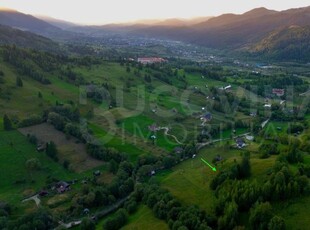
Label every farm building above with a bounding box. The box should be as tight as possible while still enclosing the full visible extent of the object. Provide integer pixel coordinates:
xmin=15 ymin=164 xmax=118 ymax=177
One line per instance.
xmin=56 ymin=181 xmax=71 ymax=193
xmin=174 ymin=147 xmax=184 ymax=154
xmin=219 ymin=85 xmax=232 ymax=90
xmin=39 ymin=190 xmax=48 ymax=197
xmin=272 ymin=88 xmax=285 ymax=96
xmin=236 ymin=138 xmax=246 ymax=148
xmin=137 ymin=57 xmax=166 ymax=64
xmin=264 ymin=104 xmax=272 ymax=108
xmin=214 ymin=155 xmax=223 ymax=162
xmin=201 ymin=113 xmax=212 ymax=122
xmin=148 ymin=124 xmax=158 ymax=132
xmin=93 ymin=170 xmax=101 ymax=176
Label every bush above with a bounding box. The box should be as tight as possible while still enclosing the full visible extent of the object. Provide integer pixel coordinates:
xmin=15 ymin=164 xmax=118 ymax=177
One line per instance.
xmin=27 ymin=134 xmax=38 ymax=145
xmin=19 ymin=115 xmax=42 ymax=128
xmin=104 ymin=209 xmax=128 ymax=230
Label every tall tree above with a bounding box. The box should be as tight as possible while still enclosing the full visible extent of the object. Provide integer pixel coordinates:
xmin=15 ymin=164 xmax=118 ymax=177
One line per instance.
xmin=249 ymin=202 xmax=273 ymax=230
xmin=238 ymin=154 xmax=251 ymax=178
xmin=268 ymin=216 xmax=286 ymax=230
xmin=16 ymin=76 xmax=23 ymax=87
xmin=3 ymin=114 xmax=12 ymax=131
xmin=46 ymin=141 xmax=58 ymax=161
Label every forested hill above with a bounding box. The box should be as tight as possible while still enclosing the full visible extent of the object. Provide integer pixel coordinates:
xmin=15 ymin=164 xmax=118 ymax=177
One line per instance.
xmin=250 ymin=26 xmax=310 ymax=62
xmin=0 ymin=24 xmax=60 ymax=52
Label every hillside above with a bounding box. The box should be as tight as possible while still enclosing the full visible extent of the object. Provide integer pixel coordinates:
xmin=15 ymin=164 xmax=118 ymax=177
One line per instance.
xmin=2 ymin=7 xmax=310 ymax=61
xmin=129 ymin=6 xmax=310 ymax=49
xmin=0 ymin=44 xmax=309 ymax=229
xmin=0 ymin=9 xmax=78 ymax=40
xmin=0 ymin=9 xmax=61 ymax=34
xmin=36 ymin=15 xmax=78 ymax=30
xmin=251 ymin=26 xmax=310 ymax=61
xmin=0 ymin=24 xmax=60 ymax=52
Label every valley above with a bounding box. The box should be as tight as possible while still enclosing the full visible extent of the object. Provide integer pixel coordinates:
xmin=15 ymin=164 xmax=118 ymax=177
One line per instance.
xmin=0 ymin=3 xmax=309 ymax=230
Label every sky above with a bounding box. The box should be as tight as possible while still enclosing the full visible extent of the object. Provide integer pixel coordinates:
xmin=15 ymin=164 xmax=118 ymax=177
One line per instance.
xmin=0 ymin=0 xmax=309 ymax=25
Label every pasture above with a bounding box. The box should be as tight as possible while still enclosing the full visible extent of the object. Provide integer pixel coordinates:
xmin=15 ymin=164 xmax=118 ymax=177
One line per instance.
xmin=0 ymin=130 xmax=76 ymax=206
xmin=89 ymin=123 xmax=146 ymax=162
xmin=19 ymin=123 xmax=104 ymax=172
xmin=121 ymin=205 xmax=169 ymax=230
xmin=120 ymin=114 xmax=179 ymax=151
xmin=156 ymin=145 xmax=277 ymax=212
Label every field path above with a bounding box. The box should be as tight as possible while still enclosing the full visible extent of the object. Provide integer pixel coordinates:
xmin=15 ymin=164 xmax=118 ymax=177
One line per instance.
xmin=158 ymin=127 xmax=183 ymax=145
xmin=261 ymin=119 xmax=270 ymax=128
xmin=22 ymin=194 xmax=41 ymax=207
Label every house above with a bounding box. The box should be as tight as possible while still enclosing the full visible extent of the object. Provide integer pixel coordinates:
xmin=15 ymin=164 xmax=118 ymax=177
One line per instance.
xmin=83 ymin=208 xmax=90 ymax=215
xmin=39 ymin=190 xmax=49 ymax=197
xmin=174 ymin=147 xmax=184 ymax=154
xmin=56 ymin=181 xmax=71 ymax=193
xmin=264 ymin=104 xmax=272 ymax=108
xmin=215 ymin=155 xmax=223 ymax=162
xmin=236 ymin=138 xmax=246 ymax=148
xmin=201 ymin=113 xmax=212 ymax=122
xmin=148 ymin=124 xmax=158 ymax=132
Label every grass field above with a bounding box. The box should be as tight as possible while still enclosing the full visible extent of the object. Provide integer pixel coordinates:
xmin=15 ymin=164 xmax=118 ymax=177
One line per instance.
xmin=89 ymin=123 xmax=146 ymax=162
xmin=264 ymin=121 xmax=289 ymax=136
xmin=0 ymin=130 xmax=76 ymax=206
xmin=156 ymin=146 xmax=242 ymax=212
xmin=19 ymin=123 xmax=103 ymax=172
xmin=95 ymin=205 xmax=168 ymax=230
xmin=155 ymin=141 xmax=309 ymax=229
xmin=121 ymin=205 xmax=169 ymax=230
xmin=120 ymin=114 xmax=179 ymax=151
xmin=273 ymin=196 xmax=310 ymax=230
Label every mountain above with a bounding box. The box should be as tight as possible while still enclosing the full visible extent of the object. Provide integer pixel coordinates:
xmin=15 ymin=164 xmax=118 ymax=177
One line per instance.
xmin=0 ymin=9 xmax=62 ymax=34
xmin=126 ymin=6 xmax=310 ymax=49
xmin=36 ymin=15 xmax=78 ymax=29
xmin=189 ymin=6 xmax=310 ymax=48
xmin=0 ymin=24 xmax=60 ymax=52
xmin=0 ymin=9 xmax=79 ymax=40
xmin=153 ymin=17 xmax=212 ymax=27
xmin=251 ymin=25 xmax=310 ymax=61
